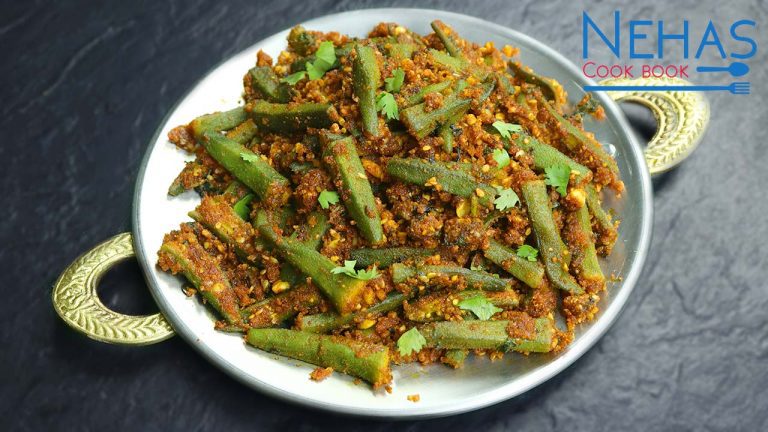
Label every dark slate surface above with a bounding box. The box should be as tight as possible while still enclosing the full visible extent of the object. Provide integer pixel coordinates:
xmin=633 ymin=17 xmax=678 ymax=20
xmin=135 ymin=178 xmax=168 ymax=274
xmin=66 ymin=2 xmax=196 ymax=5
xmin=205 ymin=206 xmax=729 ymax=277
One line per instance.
xmin=2 ymin=1 xmax=767 ymax=430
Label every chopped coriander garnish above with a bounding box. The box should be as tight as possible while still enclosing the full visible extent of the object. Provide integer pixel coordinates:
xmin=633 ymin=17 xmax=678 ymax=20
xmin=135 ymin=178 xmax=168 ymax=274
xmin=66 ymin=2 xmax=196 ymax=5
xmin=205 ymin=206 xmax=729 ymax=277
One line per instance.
xmin=306 ymin=41 xmax=336 ymax=80
xmin=318 ymin=189 xmax=339 ymax=209
xmin=281 ymin=71 xmax=306 ymax=85
xmin=330 ymin=260 xmax=379 ymax=280
xmin=492 ymin=148 xmax=510 ymax=169
xmin=376 ymin=92 xmax=399 ymax=120
xmin=516 ymin=245 xmax=539 ymax=262
xmin=458 ymin=295 xmax=502 ymax=321
xmin=384 ymin=68 xmax=405 ymax=93
xmin=492 ymin=121 xmax=523 ymax=139
xmin=397 ymin=327 xmax=426 ymax=356
xmin=545 ymin=164 xmax=571 ymax=196
xmin=494 ymin=186 xmax=519 ymax=211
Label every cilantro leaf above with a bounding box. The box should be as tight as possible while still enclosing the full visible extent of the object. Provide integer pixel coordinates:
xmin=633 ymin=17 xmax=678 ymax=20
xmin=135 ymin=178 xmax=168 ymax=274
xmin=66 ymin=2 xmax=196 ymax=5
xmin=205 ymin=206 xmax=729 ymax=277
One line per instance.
xmin=306 ymin=61 xmax=326 ymax=80
xmin=545 ymin=164 xmax=571 ymax=196
xmin=492 ymin=121 xmax=523 ymax=139
xmin=384 ymin=68 xmax=405 ymax=93
xmin=314 ymin=41 xmax=336 ymax=66
xmin=516 ymin=245 xmax=539 ymax=262
xmin=318 ymin=189 xmax=339 ymax=209
xmin=281 ymin=71 xmax=306 ymax=85
xmin=458 ymin=295 xmax=503 ymax=321
xmin=397 ymin=327 xmax=426 ymax=356
xmin=232 ymin=194 xmax=254 ymax=220
xmin=376 ymin=92 xmax=399 ymax=120
xmin=240 ymin=152 xmax=262 ymax=163
xmin=492 ymin=148 xmax=510 ymax=169
xmin=494 ymin=186 xmax=519 ymax=211
xmin=330 ymin=260 xmax=379 ymax=280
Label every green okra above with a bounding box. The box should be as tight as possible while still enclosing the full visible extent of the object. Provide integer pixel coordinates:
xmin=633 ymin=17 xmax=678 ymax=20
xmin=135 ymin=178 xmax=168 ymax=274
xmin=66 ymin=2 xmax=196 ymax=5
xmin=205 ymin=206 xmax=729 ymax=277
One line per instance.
xmin=385 ymin=42 xmax=417 ymax=60
xmin=287 ymin=25 xmax=315 ymax=56
xmin=484 ymin=240 xmax=546 ymax=290
xmin=279 ymin=212 xmax=329 ymax=287
xmin=321 ymin=134 xmax=383 ymax=243
xmin=159 ymin=237 xmax=242 ymax=325
xmin=511 ymin=134 xmax=591 ymax=184
xmin=439 ymin=105 xmax=468 ymax=153
xmin=201 ymin=131 xmax=290 ymax=207
xmin=188 ymin=195 xmax=259 ymax=263
xmin=246 ymin=329 xmax=392 ymax=386
xmin=521 ymin=180 xmax=584 ymax=294
xmin=241 ymin=284 xmax=323 ymax=328
xmin=401 ymin=81 xmax=493 ymax=139
xmin=585 ymin=184 xmax=618 ymax=253
xmin=568 ymin=205 xmax=604 ymax=284
xmin=441 ymin=349 xmax=468 ymax=368
xmin=352 ymin=44 xmax=382 ymax=137
xmin=542 ymin=100 xmax=620 ymax=179
xmin=431 ymin=20 xmax=463 ymax=58
xmin=248 ymin=66 xmax=293 ymax=103
xmin=386 ymin=157 xmax=496 ymax=205
xmin=391 ymin=263 xmax=514 ymax=291
xmin=403 ymin=289 xmax=519 ymax=322
xmin=225 ymin=119 xmax=259 ymax=145
xmin=508 ymin=61 xmax=561 ymax=104
xmin=404 ymin=80 xmax=452 ymax=106
xmin=247 ymin=100 xmax=333 ymax=132
xmin=420 ymin=317 xmax=554 ymax=353
xmin=189 ymin=107 xmax=248 ymax=139
xmin=297 ymin=292 xmax=407 ymax=334
xmin=428 ymin=49 xmax=469 ymax=73
xmin=256 ymin=215 xmax=371 ymax=314
xmin=349 ymin=247 xmax=436 ymax=268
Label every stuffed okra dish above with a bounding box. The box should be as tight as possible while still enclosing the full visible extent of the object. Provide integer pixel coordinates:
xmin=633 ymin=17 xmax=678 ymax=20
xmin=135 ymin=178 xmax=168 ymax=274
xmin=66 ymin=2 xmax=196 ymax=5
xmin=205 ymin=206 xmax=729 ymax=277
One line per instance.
xmin=157 ymin=21 xmax=623 ymax=390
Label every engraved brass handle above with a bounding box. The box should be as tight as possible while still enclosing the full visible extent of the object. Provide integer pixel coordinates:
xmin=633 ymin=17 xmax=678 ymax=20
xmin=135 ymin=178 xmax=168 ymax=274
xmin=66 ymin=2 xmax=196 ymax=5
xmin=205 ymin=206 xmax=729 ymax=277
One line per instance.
xmin=600 ymin=77 xmax=710 ymax=175
xmin=52 ymin=232 xmax=174 ymax=345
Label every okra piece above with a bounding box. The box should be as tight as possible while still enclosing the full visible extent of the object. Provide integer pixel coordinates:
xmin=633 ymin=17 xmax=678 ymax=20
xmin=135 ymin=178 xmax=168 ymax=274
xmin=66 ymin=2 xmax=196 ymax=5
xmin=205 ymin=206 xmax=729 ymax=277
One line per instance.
xmin=246 ymin=329 xmax=392 ymax=387
xmin=297 ymin=292 xmax=406 ymax=334
xmin=386 ymin=158 xmax=496 ymax=205
xmin=386 ymin=42 xmax=417 ymax=60
xmin=404 ymin=289 xmax=519 ymax=322
xmin=401 ymin=81 xmax=493 ymax=139
xmin=484 ymin=240 xmax=546 ymax=290
xmin=511 ymin=134 xmax=591 ymax=183
xmin=287 ymin=25 xmax=315 ymax=56
xmin=225 ymin=119 xmax=259 ymax=145
xmin=321 ymin=134 xmax=383 ymax=243
xmin=441 ymin=349 xmax=468 ymax=368
xmin=521 ymin=180 xmax=584 ymax=294
xmin=349 ymin=247 xmax=435 ymax=268
xmin=391 ymin=263 xmax=514 ymax=291
xmin=248 ymin=66 xmax=293 ymax=103
xmin=256 ymin=216 xmax=371 ymax=314
xmin=404 ymin=80 xmax=452 ymax=106
xmin=428 ymin=49 xmax=469 ymax=73
xmin=188 ymin=195 xmax=258 ymax=262
xmin=567 ymin=205 xmax=605 ymax=284
xmin=585 ymin=184 xmax=618 ymax=253
xmin=247 ymin=100 xmax=333 ymax=133
xmin=420 ymin=316 xmax=554 ymax=353
xmin=242 ymin=284 xmax=323 ymax=328
xmin=201 ymin=131 xmax=290 ymax=207
xmin=508 ymin=61 xmax=563 ymax=105
xmin=279 ymin=212 xmax=329 ymax=287
xmin=439 ymin=105 xmax=468 ymax=153
xmin=189 ymin=107 xmax=248 ymax=138
xmin=542 ymin=101 xmax=620 ymax=181
xmin=158 ymin=235 xmax=242 ymax=325
xmin=352 ymin=44 xmax=382 ymax=137
xmin=431 ymin=20 xmax=463 ymax=58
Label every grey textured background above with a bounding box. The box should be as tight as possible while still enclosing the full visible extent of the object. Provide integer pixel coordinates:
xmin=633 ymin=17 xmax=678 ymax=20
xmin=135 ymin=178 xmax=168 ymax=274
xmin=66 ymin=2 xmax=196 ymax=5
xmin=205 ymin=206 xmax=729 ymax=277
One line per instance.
xmin=2 ymin=1 xmax=767 ymax=430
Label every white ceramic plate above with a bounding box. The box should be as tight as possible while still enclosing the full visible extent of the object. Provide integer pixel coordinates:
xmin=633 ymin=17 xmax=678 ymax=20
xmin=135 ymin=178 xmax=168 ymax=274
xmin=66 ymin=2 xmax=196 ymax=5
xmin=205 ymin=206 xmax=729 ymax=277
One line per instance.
xmin=132 ymin=8 xmax=652 ymax=418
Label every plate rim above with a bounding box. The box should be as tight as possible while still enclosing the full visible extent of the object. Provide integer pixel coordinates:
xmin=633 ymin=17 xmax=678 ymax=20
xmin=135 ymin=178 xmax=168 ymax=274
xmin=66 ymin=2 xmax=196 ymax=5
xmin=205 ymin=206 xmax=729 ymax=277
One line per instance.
xmin=131 ymin=7 xmax=653 ymax=419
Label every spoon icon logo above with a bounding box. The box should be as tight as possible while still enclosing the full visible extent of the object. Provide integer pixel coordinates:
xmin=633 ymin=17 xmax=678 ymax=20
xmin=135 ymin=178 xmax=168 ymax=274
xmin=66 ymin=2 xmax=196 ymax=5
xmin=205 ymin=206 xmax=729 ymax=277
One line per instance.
xmin=696 ymin=62 xmax=750 ymax=77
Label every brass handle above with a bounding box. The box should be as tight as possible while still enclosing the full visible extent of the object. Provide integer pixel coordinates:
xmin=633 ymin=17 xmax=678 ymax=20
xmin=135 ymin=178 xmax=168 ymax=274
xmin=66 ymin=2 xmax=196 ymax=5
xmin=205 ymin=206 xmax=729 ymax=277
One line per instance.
xmin=600 ymin=77 xmax=710 ymax=175
xmin=52 ymin=232 xmax=174 ymax=345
